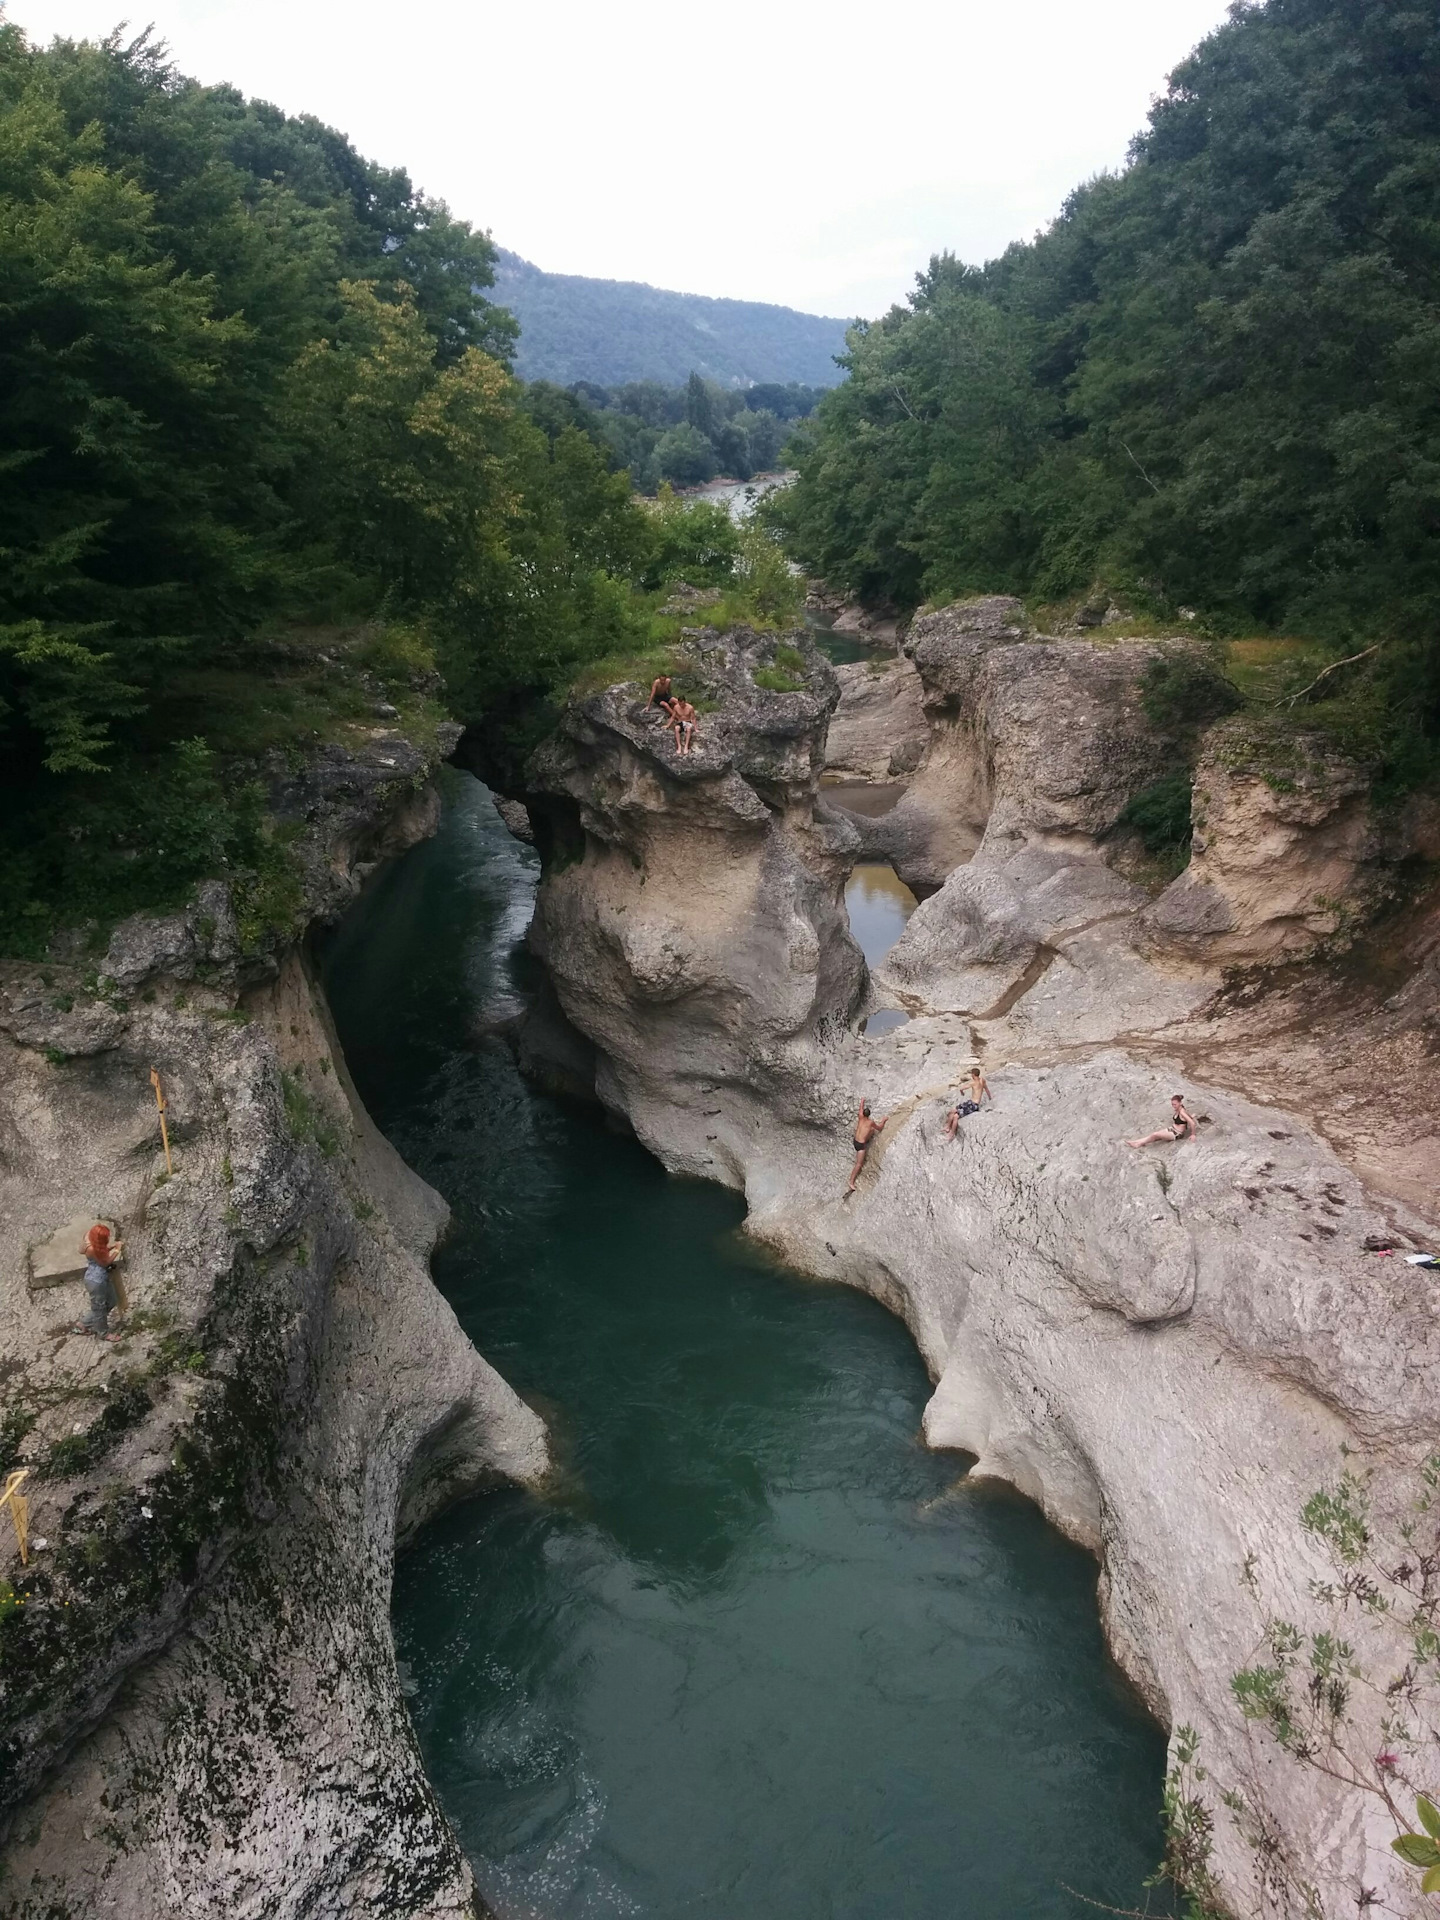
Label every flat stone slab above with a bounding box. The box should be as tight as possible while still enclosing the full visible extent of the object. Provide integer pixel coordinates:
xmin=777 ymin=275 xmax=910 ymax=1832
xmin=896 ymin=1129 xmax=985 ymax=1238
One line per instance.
xmin=29 ymin=1216 xmax=116 ymax=1290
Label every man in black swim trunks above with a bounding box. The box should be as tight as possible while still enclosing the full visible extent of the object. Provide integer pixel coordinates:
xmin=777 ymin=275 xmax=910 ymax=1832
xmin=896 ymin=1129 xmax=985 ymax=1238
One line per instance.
xmin=845 ymin=1100 xmax=887 ymax=1196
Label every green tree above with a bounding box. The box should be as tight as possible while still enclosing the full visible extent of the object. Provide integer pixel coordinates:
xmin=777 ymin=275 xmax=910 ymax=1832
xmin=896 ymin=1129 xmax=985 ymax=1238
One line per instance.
xmin=656 ymin=422 xmax=718 ymax=487
xmin=775 ymin=0 xmax=1440 ymax=779
xmin=0 ymin=21 xmax=661 ymax=951
xmin=685 ymin=369 xmax=718 ymax=439
xmin=731 ymin=408 xmax=784 ymax=473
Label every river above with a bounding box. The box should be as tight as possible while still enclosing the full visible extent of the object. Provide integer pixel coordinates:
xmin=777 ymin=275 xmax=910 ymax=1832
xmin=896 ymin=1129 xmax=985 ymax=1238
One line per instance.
xmin=320 ymin=771 xmax=1169 ymax=1920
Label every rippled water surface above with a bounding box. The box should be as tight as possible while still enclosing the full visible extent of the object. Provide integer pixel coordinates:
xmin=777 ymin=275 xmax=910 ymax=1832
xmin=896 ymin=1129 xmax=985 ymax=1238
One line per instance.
xmin=321 ymin=772 xmax=1168 ymax=1920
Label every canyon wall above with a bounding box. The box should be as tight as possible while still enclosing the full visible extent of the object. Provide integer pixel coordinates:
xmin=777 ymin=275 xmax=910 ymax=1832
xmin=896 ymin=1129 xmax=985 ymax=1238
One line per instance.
xmin=0 ymin=730 xmax=546 ymax=1918
xmin=523 ymin=607 xmax=1440 ymax=1919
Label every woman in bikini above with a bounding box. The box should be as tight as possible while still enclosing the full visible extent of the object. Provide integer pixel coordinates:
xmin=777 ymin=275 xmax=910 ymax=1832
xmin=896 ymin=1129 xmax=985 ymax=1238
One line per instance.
xmin=845 ymin=1100 xmax=887 ymax=1196
xmin=1127 ymin=1093 xmax=1198 ymax=1149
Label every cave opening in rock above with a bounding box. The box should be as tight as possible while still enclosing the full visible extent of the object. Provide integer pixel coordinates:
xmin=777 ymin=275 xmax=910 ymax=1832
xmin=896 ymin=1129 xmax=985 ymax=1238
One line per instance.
xmin=843 ymin=862 xmax=916 ymax=1035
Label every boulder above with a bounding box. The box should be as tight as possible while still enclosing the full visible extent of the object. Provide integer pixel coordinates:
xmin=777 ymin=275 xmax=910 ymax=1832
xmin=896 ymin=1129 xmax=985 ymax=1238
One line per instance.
xmin=27 ymin=1216 xmax=115 ymax=1291
xmin=492 ymin=795 xmax=535 ymax=844
xmin=1146 ymin=719 xmax=1380 ymax=961
xmin=822 ymin=655 xmax=927 ymax=783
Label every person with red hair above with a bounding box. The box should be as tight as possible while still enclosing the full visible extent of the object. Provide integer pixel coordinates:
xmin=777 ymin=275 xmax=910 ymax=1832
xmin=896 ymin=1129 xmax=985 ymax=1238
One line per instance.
xmin=71 ymin=1223 xmax=124 ymax=1341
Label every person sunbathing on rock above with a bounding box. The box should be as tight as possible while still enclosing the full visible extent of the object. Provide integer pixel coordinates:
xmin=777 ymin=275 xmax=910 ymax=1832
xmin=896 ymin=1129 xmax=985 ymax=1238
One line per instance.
xmin=647 ymin=673 xmax=674 ymax=717
xmin=670 ymin=696 xmax=699 ymax=756
xmin=845 ymin=1100 xmax=887 ymax=1196
xmin=1127 ymin=1093 xmax=1198 ymax=1149
xmin=943 ymin=1066 xmax=992 ymax=1139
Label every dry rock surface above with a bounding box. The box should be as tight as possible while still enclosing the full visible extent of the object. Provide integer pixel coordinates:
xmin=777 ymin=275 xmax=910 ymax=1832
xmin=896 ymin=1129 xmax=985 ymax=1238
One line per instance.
xmin=822 ymin=655 xmax=927 ymax=782
xmin=522 ymin=600 xmax=1440 ymax=1919
xmin=0 ymin=732 xmax=546 ymax=1919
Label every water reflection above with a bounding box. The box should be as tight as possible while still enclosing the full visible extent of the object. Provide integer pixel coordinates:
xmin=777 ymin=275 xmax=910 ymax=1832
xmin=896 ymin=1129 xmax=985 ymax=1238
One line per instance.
xmin=844 ymin=862 xmax=917 ymax=969
xmin=861 ymin=1007 xmax=911 ymax=1037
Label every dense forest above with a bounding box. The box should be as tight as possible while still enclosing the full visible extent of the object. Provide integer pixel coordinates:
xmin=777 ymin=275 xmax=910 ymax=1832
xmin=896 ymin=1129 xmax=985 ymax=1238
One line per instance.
xmin=494 ymin=249 xmax=848 ymax=389
xmin=772 ymin=0 xmax=1440 ymax=792
xmin=529 ymin=374 xmax=823 ymax=492
xmin=0 ymin=25 xmax=796 ymax=955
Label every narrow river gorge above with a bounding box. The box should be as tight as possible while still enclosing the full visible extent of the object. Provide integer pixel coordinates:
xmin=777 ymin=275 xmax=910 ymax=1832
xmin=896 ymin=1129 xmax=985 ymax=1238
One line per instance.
xmin=321 ymin=773 xmax=1168 ymax=1920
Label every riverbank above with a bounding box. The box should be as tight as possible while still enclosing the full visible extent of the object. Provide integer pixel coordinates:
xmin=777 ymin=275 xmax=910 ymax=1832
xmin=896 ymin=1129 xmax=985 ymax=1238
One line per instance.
xmin=0 ymin=731 xmax=546 ymax=1919
xmin=513 ymin=600 xmax=1440 ymax=1918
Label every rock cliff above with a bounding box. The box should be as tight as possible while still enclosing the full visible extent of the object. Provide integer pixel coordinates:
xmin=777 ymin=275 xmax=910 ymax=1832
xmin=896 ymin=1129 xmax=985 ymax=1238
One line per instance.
xmin=522 ymin=604 xmax=1440 ymax=1918
xmin=0 ymin=728 xmax=547 ymax=1918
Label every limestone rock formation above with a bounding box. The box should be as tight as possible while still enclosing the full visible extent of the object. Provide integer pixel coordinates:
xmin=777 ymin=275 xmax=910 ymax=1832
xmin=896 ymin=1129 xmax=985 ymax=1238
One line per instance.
xmin=0 ymin=734 xmax=546 ymax=1918
xmin=862 ymin=597 xmax=1194 ymax=889
xmin=1147 ymin=718 xmax=1382 ymax=961
xmin=822 ymin=654 xmax=927 ymax=782
xmin=864 ymin=601 xmax=1218 ymax=1043
xmin=519 ymin=604 xmax=1440 ymax=1919
xmin=524 ymin=624 xmax=866 ymax=1168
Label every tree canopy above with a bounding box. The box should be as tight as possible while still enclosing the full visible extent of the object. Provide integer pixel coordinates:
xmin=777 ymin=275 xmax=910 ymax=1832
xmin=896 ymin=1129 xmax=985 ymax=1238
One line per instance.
xmin=771 ymin=0 xmax=1440 ymax=777
xmin=0 ymin=25 xmax=805 ymax=952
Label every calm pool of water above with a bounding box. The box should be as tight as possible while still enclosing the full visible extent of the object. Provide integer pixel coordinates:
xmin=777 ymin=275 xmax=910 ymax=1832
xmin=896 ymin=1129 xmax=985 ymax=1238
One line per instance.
xmin=321 ymin=772 xmax=1168 ymax=1920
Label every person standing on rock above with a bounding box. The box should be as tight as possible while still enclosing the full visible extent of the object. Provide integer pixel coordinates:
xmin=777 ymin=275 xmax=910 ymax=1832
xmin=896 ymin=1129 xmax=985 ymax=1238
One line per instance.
xmin=71 ymin=1222 xmax=124 ymax=1341
xmin=1127 ymin=1093 xmax=1198 ymax=1150
xmin=845 ymin=1101 xmax=887 ymax=1196
xmin=942 ymin=1066 xmax=992 ymax=1139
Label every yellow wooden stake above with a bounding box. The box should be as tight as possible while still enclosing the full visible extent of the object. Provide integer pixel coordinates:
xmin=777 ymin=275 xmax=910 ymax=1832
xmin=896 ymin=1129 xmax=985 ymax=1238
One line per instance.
xmin=150 ymin=1066 xmax=173 ymax=1175
xmin=2 ymin=1469 xmax=30 ymax=1567
xmin=109 ymin=1247 xmax=129 ymax=1316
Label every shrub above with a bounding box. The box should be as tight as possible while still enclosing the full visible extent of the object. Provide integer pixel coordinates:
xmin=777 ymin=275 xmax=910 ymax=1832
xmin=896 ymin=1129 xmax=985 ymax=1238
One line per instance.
xmin=1119 ymin=773 xmax=1194 ymax=855
xmin=640 ymin=487 xmax=740 ymax=589
xmin=754 ymin=667 xmax=804 ymax=694
xmin=655 ymin=424 xmax=718 ymax=487
xmin=735 ymin=521 xmax=804 ymax=625
xmin=1141 ymin=653 xmax=1243 ymax=740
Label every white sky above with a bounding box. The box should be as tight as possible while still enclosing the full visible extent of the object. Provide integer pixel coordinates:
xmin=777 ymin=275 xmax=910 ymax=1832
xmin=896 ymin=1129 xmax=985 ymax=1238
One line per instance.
xmin=7 ymin=0 xmax=1236 ymax=318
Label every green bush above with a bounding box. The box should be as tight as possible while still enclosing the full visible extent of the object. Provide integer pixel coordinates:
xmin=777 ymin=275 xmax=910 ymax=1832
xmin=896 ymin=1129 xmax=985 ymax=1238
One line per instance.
xmin=1118 ymin=773 xmax=1194 ymax=854
xmin=654 ymin=424 xmax=718 ymax=487
xmin=0 ymin=740 xmax=301 ymax=960
xmin=39 ymin=1377 xmax=153 ymax=1481
xmin=640 ymin=487 xmax=741 ymax=589
xmin=736 ymin=522 xmax=804 ymax=626
xmin=1140 ymin=654 xmax=1243 ymax=740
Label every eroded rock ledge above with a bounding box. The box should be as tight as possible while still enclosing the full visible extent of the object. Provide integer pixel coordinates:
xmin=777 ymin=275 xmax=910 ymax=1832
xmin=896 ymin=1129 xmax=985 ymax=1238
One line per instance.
xmin=0 ymin=729 xmax=547 ymax=1918
xmin=522 ymin=605 xmax=1440 ymax=1918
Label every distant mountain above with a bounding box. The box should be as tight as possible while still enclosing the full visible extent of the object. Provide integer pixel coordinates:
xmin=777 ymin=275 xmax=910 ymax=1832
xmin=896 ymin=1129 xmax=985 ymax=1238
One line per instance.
xmin=493 ymin=250 xmax=850 ymax=389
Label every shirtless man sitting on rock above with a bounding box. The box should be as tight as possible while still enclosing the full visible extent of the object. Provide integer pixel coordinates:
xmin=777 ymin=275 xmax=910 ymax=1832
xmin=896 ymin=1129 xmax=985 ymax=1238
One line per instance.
xmin=845 ymin=1100 xmax=887 ymax=1197
xmin=647 ymin=672 xmax=674 ymax=717
xmin=943 ymin=1066 xmax=992 ymax=1139
xmin=1127 ymin=1093 xmax=1198 ymax=1149
xmin=669 ymin=696 xmax=699 ymax=756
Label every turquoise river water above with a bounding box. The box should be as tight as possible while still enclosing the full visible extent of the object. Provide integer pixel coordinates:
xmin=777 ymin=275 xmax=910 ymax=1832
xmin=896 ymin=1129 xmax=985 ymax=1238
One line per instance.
xmin=321 ymin=771 xmax=1169 ymax=1920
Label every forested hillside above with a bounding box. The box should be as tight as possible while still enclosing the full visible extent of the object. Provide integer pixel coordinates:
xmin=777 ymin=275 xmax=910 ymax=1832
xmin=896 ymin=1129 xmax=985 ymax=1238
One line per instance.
xmin=772 ymin=0 xmax=1440 ymax=791
xmin=495 ymin=249 xmax=848 ymax=389
xmin=0 ymin=25 xmax=797 ymax=955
